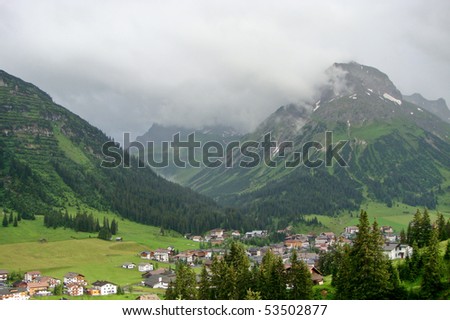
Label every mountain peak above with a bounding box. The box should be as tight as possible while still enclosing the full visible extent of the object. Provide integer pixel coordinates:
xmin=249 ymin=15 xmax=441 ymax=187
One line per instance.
xmin=403 ymin=93 xmax=450 ymax=123
xmin=321 ymin=62 xmax=402 ymax=102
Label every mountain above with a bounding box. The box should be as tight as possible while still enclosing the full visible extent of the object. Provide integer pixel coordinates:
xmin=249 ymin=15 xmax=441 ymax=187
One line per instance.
xmin=0 ymin=70 xmax=243 ymax=234
xmin=403 ymin=93 xmax=450 ymax=123
xmin=179 ymin=62 xmax=450 ymax=227
xmin=133 ymin=123 xmax=242 ymax=183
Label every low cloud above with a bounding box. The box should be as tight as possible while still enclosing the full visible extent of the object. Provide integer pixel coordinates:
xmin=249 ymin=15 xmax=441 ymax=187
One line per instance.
xmin=0 ymin=0 xmax=449 ymax=141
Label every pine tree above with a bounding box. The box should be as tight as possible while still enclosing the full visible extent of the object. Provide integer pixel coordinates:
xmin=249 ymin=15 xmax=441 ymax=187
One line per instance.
xmin=436 ymin=213 xmax=447 ymax=241
xmin=13 ymin=216 xmax=18 ymax=227
xmin=224 ymin=242 xmax=251 ymax=299
xmin=197 ymin=265 xmax=211 ymax=300
xmin=2 ymin=214 xmax=8 ymax=227
xmin=421 ymin=228 xmax=443 ymax=299
xmin=165 ymin=262 xmax=197 ymax=300
xmin=336 ymin=211 xmax=391 ymax=299
xmin=8 ymin=212 xmax=13 ymax=224
xmin=258 ymin=250 xmax=287 ymax=299
xmin=288 ymin=250 xmax=313 ymax=299
xmin=444 ymin=241 xmax=450 ymax=261
xmin=244 ymin=288 xmax=261 ymax=300
xmin=110 ymin=219 xmax=118 ymax=235
xmin=420 ymin=209 xmax=432 ymax=247
xmin=53 ymin=283 xmax=63 ymax=296
xmin=400 ymin=229 xmax=407 ymax=244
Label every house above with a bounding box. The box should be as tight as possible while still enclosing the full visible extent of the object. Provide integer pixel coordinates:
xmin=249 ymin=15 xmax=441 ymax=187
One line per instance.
xmin=231 ymin=230 xmax=241 ymax=238
xmin=210 ymin=228 xmax=225 ymax=238
xmin=174 ymin=252 xmax=194 ymax=263
xmin=122 ymin=262 xmax=136 ymax=269
xmin=138 ymin=263 xmax=154 ymax=272
xmin=0 ymin=287 xmax=29 ymax=300
xmin=35 ymin=276 xmax=61 ymax=289
xmin=383 ymin=243 xmax=413 ymax=260
xmin=310 ymin=267 xmax=324 ymax=285
xmin=247 ymin=247 xmax=261 ymax=257
xmin=91 ymin=281 xmax=117 ymax=295
xmin=270 ymin=244 xmax=285 ymax=256
xmin=321 ymin=232 xmax=336 ymax=240
xmin=345 ymin=226 xmax=359 ymax=234
xmin=284 ymin=239 xmax=303 ymax=249
xmin=66 ymin=283 xmax=84 ymax=296
xmin=153 ymin=249 xmax=170 ymax=262
xmin=115 ymin=237 xmax=123 ymax=241
xmin=192 ymin=236 xmax=203 ymax=242
xmin=283 ymin=265 xmax=323 ymax=285
xmin=140 ymin=251 xmax=153 ymax=260
xmin=24 ymin=271 xmax=41 ymax=282
xmin=0 ymin=270 xmax=8 ymax=282
xmin=142 ymin=274 xmax=176 ymax=289
xmin=63 ymin=272 xmax=87 ymax=286
xmin=245 ymin=230 xmax=268 ymax=239
xmin=27 ymin=281 xmax=51 ymax=296
xmin=381 ymin=226 xmax=394 ymax=234
xmin=384 ymin=234 xmax=397 ymax=243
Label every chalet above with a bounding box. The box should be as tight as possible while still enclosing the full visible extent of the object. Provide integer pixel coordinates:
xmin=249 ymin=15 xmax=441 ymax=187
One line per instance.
xmin=286 ymin=234 xmax=309 ymax=242
xmin=310 ymin=267 xmax=324 ymax=285
xmin=153 ymin=249 xmax=170 ymax=262
xmin=35 ymin=276 xmax=61 ymax=289
xmin=247 ymin=247 xmax=262 ymax=257
xmin=140 ymin=251 xmax=153 ymax=260
xmin=91 ymin=281 xmax=117 ymax=295
xmin=0 ymin=270 xmax=8 ymax=282
xmin=283 ymin=265 xmax=323 ymax=285
xmin=63 ymin=272 xmax=87 ymax=286
xmin=321 ymin=232 xmax=336 ymax=240
xmin=245 ymin=230 xmax=268 ymax=239
xmin=66 ymin=283 xmax=84 ymax=296
xmin=24 ymin=271 xmax=41 ymax=282
xmin=0 ymin=287 xmax=29 ymax=300
xmin=138 ymin=263 xmax=154 ymax=272
xmin=27 ymin=281 xmax=51 ymax=296
xmin=381 ymin=226 xmax=394 ymax=234
xmin=384 ymin=234 xmax=398 ymax=243
xmin=192 ymin=236 xmax=203 ymax=242
xmin=209 ymin=228 xmax=225 ymax=238
xmin=174 ymin=252 xmax=195 ymax=263
xmin=193 ymin=250 xmax=207 ymax=259
xmin=284 ymin=239 xmax=303 ymax=249
xmin=383 ymin=243 xmax=413 ymax=260
xmin=122 ymin=262 xmax=136 ymax=269
xmin=270 ymin=244 xmax=285 ymax=256
xmin=345 ymin=226 xmax=359 ymax=234
xmin=231 ymin=230 xmax=241 ymax=238
xmin=142 ymin=274 xmax=176 ymax=289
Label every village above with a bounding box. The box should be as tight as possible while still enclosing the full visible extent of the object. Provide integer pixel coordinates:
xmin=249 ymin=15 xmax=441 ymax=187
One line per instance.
xmin=0 ymin=225 xmax=413 ymax=300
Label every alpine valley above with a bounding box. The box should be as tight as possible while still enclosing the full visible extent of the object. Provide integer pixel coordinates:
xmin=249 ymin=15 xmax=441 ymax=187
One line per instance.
xmin=136 ymin=62 xmax=450 ymax=229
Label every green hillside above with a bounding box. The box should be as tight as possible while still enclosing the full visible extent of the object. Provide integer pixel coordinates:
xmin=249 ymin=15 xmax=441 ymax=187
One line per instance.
xmin=0 ymin=69 xmax=245 ymax=235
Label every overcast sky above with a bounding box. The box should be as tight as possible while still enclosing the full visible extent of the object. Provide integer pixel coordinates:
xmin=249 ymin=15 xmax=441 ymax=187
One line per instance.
xmin=1 ymin=0 xmax=449 ymax=141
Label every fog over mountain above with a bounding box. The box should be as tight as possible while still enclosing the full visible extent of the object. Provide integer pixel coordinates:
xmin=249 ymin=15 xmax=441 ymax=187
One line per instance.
xmin=0 ymin=0 xmax=449 ymax=141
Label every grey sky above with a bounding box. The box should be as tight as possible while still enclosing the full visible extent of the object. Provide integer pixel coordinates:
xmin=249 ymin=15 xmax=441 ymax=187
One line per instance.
xmin=1 ymin=0 xmax=449 ymax=141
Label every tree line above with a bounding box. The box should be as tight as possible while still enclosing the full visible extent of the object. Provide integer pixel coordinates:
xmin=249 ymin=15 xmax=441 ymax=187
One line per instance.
xmin=44 ymin=210 xmax=118 ymax=239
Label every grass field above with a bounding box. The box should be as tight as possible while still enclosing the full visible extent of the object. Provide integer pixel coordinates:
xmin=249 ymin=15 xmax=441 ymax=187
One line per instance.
xmin=300 ymin=201 xmax=450 ymax=234
xmin=0 ymin=208 xmax=196 ymax=295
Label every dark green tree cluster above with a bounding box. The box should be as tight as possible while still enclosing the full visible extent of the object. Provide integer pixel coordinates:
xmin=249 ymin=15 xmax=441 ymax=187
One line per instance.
xmin=44 ymin=210 xmax=118 ymax=237
xmin=97 ymin=217 xmax=118 ymax=240
xmin=2 ymin=211 xmax=20 ymax=227
xmin=406 ymin=209 xmax=433 ymax=248
xmin=165 ymin=242 xmax=313 ymax=300
xmin=333 ymin=211 xmax=403 ymax=299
